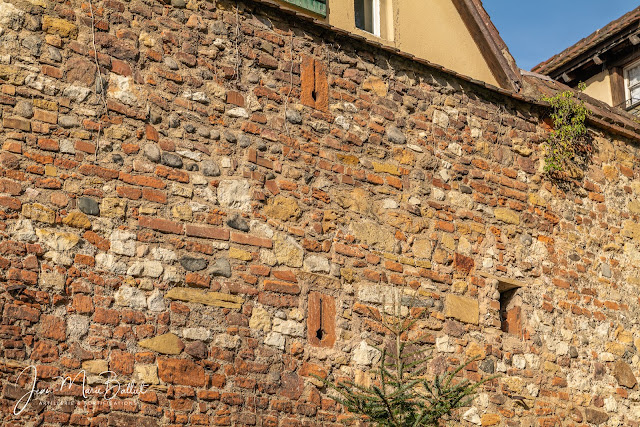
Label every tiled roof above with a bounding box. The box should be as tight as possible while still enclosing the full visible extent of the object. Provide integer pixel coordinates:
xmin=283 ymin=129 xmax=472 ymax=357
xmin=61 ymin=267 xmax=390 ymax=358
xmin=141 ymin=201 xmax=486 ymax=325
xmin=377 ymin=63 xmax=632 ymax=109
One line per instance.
xmin=532 ymin=6 xmax=640 ymax=75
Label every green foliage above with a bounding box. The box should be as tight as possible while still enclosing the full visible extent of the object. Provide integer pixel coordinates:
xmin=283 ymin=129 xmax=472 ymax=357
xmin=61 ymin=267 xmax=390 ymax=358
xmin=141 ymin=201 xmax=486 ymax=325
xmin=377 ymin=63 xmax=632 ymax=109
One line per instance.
xmin=542 ymin=83 xmax=591 ymax=174
xmin=318 ymin=305 xmax=494 ymax=426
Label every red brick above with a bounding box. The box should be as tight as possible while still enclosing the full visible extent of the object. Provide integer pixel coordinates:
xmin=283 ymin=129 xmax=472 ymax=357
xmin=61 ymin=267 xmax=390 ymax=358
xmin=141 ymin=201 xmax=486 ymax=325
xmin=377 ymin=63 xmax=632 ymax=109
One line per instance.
xmin=34 ymin=109 xmax=58 ymax=124
xmin=145 ymin=124 xmax=159 ymax=141
xmin=119 ymin=172 xmax=166 ymax=189
xmin=31 ymin=341 xmax=59 ymax=362
xmin=258 ymin=53 xmax=278 ymax=69
xmin=138 ymin=216 xmax=184 ymax=234
xmin=74 ymin=140 xmax=96 ymax=154
xmin=41 ymin=65 xmax=63 ymax=79
xmin=257 ymin=292 xmax=298 ymax=307
xmin=158 ymin=358 xmax=205 ymax=387
xmin=116 ymin=186 xmax=142 ymax=200
xmin=436 ymin=220 xmax=455 ymax=233
xmin=272 ymin=270 xmax=297 ymax=282
xmin=334 ymin=243 xmax=364 ymax=258
xmin=38 ymin=138 xmax=59 ymax=152
xmin=453 ymin=253 xmax=474 ymax=275
xmin=186 ymin=272 xmax=210 ymax=288
xmin=4 ymin=304 xmax=40 ymax=322
xmin=72 ymin=294 xmax=93 ymax=314
xmin=111 ymin=58 xmax=132 ymax=76
xmin=197 ymin=390 xmax=221 ymax=401
xmin=83 ymin=231 xmax=110 ymax=251
xmin=0 ymin=240 xmax=26 ymax=255
xmin=3 ymin=117 xmax=31 ymax=131
xmin=142 ymin=188 xmax=167 ymax=204
xmin=94 ymin=307 xmax=119 ymax=325
xmin=74 ymin=254 xmax=95 ymax=266
xmin=263 ymin=279 xmax=300 ymax=295
xmin=230 ymin=232 xmax=272 ymax=248
xmin=110 ymin=350 xmax=134 ymax=375
xmin=185 ymin=224 xmax=230 ymax=240
xmin=0 ymin=196 xmax=21 ymax=210
xmin=155 ymin=165 xmax=189 ymax=183
xmin=226 ymin=90 xmax=244 ymax=107
xmin=122 ymin=143 xmax=140 ymax=154
xmin=79 ymin=164 xmax=119 ymax=180
xmin=7 ymin=267 xmax=38 ymax=285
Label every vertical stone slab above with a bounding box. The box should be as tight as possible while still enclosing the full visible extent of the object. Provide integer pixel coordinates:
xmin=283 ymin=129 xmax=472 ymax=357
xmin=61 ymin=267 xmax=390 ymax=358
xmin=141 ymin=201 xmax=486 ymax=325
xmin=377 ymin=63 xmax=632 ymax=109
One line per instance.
xmin=300 ymin=55 xmax=328 ymax=112
xmin=314 ymin=59 xmax=329 ymax=111
xmin=307 ymin=292 xmax=336 ymax=348
xmin=300 ymin=55 xmax=316 ymax=109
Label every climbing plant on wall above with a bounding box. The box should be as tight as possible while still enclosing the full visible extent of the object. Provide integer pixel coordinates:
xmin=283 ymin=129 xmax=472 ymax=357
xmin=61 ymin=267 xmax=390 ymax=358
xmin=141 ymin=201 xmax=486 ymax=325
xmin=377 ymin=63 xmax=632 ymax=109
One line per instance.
xmin=542 ymin=83 xmax=592 ymax=175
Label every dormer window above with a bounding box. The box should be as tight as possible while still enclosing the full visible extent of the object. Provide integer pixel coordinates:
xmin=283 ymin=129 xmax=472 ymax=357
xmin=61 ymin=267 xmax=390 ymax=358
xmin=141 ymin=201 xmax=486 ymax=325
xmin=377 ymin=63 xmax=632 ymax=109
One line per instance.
xmin=624 ymin=59 xmax=640 ymax=109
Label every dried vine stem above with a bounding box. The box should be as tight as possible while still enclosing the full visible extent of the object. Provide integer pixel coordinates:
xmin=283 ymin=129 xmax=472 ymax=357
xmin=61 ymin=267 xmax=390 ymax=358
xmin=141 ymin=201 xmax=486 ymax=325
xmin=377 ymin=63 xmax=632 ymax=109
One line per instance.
xmin=234 ymin=2 xmax=240 ymax=84
xmin=88 ymin=0 xmax=108 ymax=163
xmin=283 ymin=31 xmax=294 ymax=135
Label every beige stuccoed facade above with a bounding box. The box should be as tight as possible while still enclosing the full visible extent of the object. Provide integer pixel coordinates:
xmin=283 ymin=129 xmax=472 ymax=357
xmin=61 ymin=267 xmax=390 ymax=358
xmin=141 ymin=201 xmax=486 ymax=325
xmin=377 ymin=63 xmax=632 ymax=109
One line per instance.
xmin=272 ymin=0 xmax=501 ymax=87
xmin=582 ymin=70 xmax=614 ymax=107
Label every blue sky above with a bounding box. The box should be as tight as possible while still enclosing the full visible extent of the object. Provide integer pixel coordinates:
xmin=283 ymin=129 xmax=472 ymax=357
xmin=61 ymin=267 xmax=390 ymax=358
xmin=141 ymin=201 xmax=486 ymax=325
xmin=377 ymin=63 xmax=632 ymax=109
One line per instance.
xmin=483 ymin=1 xmax=636 ymax=71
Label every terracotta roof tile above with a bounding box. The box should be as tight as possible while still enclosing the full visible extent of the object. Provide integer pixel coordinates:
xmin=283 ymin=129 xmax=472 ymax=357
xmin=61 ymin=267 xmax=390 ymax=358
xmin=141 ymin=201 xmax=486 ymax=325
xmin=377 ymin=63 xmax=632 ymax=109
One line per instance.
xmin=532 ymin=6 xmax=640 ymax=75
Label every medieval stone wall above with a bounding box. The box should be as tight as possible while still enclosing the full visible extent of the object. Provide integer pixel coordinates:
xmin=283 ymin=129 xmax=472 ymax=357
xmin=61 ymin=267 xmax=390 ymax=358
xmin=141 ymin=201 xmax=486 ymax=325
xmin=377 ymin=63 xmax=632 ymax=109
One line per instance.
xmin=1 ymin=0 xmax=640 ymax=425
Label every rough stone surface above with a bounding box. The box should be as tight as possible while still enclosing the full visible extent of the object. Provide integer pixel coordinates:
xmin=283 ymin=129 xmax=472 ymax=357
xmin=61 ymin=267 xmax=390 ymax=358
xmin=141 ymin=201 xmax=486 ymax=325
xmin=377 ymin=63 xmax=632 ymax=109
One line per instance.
xmin=350 ymin=221 xmax=395 ymax=252
xmin=77 ymin=197 xmax=100 ymax=216
xmin=179 ymin=256 xmax=208 ymax=272
xmin=217 ymin=180 xmax=251 ymax=211
xmin=162 ymin=152 xmax=183 ymax=169
xmin=303 ymin=255 xmax=331 ymax=274
xmin=272 ymin=318 xmax=304 ymax=337
xmin=133 ymin=364 xmax=159 ymax=385
xmin=494 ymin=207 xmax=520 ymax=225
xmin=249 ymin=306 xmax=271 ymax=331
xmin=82 ymin=360 xmax=108 ymax=374
xmin=36 ymin=229 xmax=80 ymax=251
xmin=209 ymin=258 xmax=232 ymax=278
xmin=201 ymin=160 xmax=221 ymax=176
xmin=352 ymin=341 xmax=380 ymax=365
xmin=613 ymin=360 xmax=637 ymax=388
xmin=62 ymin=211 xmax=91 ymax=229
xmin=273 ymin=233 xmax=304 ymax=268
xmin=263 ymin=195 xmax=301 ymax=221
xmin=584 ymin=408 xmax=609 ymax=425
xmin=386 ymin=126 xmax=406 ymax=144
xmin=22 ymin=203 xmax=55 ymax=223
xmin=445 ymin=295 xmax=479 ymax=325
xmin=101 ymin=198 xmax=127 ymax=218
xmin=165 ymin=287 xmax=244 ymax=308
xmin=226 ymin=214 xmax=249 ymax=232
xmin=1 ymin=1 xmax=640 ymax=425
xmin=138 ymin=333 xmax=184 ymax=355
xmin=114 ymin=285 xmax=147 ymax=309
xmin=143 ymin=144 xmax=161 ymax=163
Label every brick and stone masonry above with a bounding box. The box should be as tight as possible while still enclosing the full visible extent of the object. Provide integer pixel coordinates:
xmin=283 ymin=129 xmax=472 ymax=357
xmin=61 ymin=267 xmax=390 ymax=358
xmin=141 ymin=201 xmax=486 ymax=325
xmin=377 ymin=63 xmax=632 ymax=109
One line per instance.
xmin=0 ymin=0 xmax=640 ymax=425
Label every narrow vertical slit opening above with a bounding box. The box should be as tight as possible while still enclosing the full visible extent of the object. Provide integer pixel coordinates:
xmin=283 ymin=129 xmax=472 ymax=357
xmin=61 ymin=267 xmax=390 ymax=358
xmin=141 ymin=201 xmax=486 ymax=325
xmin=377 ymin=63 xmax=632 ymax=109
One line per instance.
xmin=499 ymin=288 xmax=517 ymax=333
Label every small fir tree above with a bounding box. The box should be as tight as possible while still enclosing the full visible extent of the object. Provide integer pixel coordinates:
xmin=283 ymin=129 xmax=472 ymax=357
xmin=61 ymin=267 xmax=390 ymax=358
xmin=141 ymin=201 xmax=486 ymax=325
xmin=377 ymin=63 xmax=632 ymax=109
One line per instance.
xmin=320 ymin=301 xmax=493 ymax=426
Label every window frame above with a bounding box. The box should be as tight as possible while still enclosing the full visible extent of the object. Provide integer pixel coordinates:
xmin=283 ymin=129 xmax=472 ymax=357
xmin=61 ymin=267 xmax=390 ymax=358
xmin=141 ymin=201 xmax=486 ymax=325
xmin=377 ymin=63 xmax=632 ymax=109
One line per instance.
xmin=623 ymin=58 xmax=640 ymax=109
xmin=355 ymin=0 xmax=382 ymax=38
xmin=282 ymin=0 xmax=326 ymax=17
